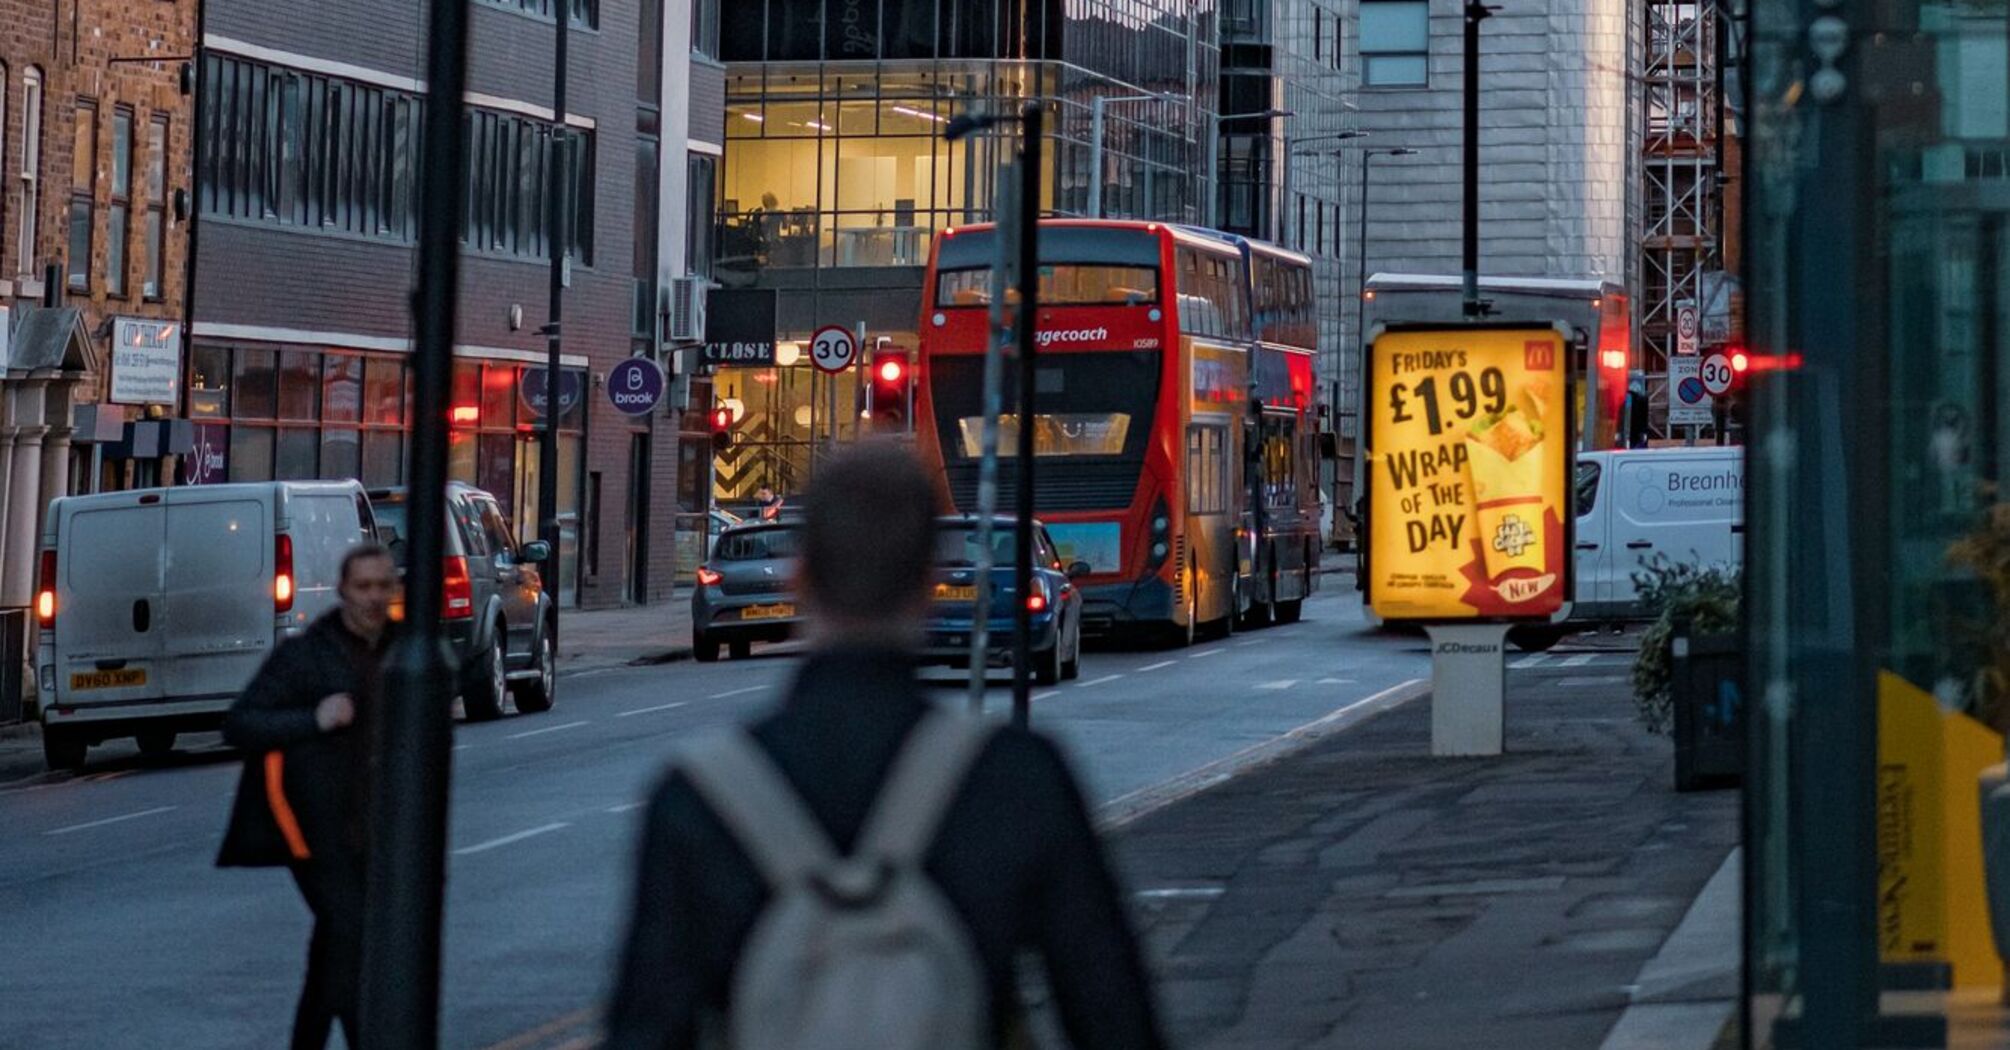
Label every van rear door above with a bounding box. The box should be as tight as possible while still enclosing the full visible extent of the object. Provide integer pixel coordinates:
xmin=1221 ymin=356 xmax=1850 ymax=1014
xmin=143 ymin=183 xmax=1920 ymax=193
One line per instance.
xmin=52 ymin=497 xmax=168 ymax=709
xmin=1572 ymin=456 xmax=1611 ymax=613
xmin=159 ymin=488 xmax=274 ymax=702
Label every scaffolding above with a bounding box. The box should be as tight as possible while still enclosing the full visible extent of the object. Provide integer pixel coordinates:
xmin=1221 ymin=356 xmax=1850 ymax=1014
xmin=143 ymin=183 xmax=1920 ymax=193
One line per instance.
xmin=1639 ymin=0 xmax=1727 ymax=438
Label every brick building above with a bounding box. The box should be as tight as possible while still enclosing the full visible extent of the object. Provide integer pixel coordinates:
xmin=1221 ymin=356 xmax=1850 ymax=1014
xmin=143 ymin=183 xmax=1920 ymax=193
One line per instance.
xmin=0 ymin=0 xmax=198 ymax=609
xmin=182 ymin=0 xmax=703 ymax=609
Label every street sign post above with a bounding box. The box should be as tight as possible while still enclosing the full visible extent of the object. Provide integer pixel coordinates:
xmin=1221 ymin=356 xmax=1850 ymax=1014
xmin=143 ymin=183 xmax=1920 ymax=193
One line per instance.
xmin=1675 ymin=302 xmax=1699 ymax=357
xmin=810 ymin=324 xmax=859 ymax=374
xmin=1669 ymin=355 xmax=1713 ymax=427
xmin=1366 ymin=323 xmax=1574 ymax=756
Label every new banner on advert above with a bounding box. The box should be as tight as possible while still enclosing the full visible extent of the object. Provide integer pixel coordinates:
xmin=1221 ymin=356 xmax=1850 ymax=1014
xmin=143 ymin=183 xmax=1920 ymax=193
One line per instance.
xmin=1367 ymin=324 xmax=1573 ymax=622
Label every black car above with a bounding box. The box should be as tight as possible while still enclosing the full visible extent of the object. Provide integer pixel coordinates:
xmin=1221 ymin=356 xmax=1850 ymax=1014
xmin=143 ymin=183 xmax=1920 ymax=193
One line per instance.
xmin=691 ymin=520 xmax=802 ymax=662
xmin=370 ymin=484 xmax=557 ymax=720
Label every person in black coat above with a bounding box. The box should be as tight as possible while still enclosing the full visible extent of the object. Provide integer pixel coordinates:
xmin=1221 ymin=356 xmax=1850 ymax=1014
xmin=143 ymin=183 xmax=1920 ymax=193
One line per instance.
xmin=606 ymin=443 xmax=1166 ymax=1049
xmin=218 ymin=542 xmax=397 ymax=1050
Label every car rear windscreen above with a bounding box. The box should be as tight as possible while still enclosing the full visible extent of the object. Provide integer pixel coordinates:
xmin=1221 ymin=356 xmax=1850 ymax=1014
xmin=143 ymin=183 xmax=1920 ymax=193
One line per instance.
xmin=714 ymin=528 xmax=800 ymax=561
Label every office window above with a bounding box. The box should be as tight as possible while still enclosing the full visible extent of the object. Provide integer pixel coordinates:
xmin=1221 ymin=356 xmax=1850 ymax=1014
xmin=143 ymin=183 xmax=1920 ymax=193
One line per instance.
xmin=687 ymin=153 xmax=715 ymax=278
xmin=1362 ymin=0 xmax=1430 ymax=86
xmin=1314 ymin=8 xmax=1324 ymax=61
xmin=692 ymin=0 xmax=720 ymax=58
xmin=1334 ymin=12 xmax=1345 ymax=70
xmin=107 ymin=107 xmax=132 ymax=296
xmin=68 ymin=99 xmax=95 ymax=291
xmin=18 ymin=68 xmax=38 ymax=279
xmin=639 ymin=0 xmax=663 ymax=106
xmin=474 ymin=0 xmax=596 ymax=28
xmin=633 ymin=135 xmax=659 ymax=338
xmin=144 ymin=116 xmax=166 ymax=299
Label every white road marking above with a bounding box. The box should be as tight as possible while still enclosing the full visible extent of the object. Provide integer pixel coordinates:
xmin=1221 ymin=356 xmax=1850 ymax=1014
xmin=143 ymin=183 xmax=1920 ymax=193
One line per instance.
xmin=1077 ymin=674 xmax=1125 ymax=688
xmin=1187 ymin=649 xmax=1226 ymax=660
xmin=1138 ymin=660 xmax=1177 ymax=672
xmin=506 ymin=720 xmax=589 ymax=740
xmin=605 ymin=801 xmax=647 ymax=814
xmin=1560 ymin=654 xmax=1596 ymax=668
xmin=1255 ymin=679 xmax=1299 ymax=691
xmin=1136 ymin=886 xmax=1226 ymax=900
xmin=1233 ymin=639 xmax=1265 ymax=648
xmin=1317 ymin=677 xmax=1356 ymax=685
xmin=616 ymin=701 xmax=689 ymax=718
xmin=1509 ymin=653 xmax=1553 ymax=669
xmin=1033 ymin=690 xmax=1062 ymax=701
xmin=454 ymin=822 xmax=570 ymax=856
xmin=452 ymin=744 xmax=472 ymax=752
xmin=44 ymin=805 xmax=177 ymax=836
xmin=707 ymin=685 xmax=766 ymax=700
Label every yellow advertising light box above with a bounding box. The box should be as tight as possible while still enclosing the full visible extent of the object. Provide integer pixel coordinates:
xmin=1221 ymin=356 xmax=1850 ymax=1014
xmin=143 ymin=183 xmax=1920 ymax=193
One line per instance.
xmin=1367 ymin=324 xmax=1573 ymax=621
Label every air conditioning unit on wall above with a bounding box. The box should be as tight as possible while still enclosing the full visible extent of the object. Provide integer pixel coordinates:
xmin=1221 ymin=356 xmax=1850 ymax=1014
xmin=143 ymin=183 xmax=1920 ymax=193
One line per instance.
xmin=668 ymin=276 xmax=708 ymax=344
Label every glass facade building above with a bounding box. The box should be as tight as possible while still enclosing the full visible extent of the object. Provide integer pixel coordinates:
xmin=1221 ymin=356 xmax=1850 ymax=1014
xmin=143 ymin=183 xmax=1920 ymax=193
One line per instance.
xmin=710 ymin=0 xmax=1221 ymax=500
xmin=1745 ymin=0 xmax=2010 ymax=1038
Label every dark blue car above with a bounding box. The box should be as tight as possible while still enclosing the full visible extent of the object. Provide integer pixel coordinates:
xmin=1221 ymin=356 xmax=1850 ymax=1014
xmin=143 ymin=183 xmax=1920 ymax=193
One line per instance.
xmin=922 ymin=516 xmax=1084 ymax=684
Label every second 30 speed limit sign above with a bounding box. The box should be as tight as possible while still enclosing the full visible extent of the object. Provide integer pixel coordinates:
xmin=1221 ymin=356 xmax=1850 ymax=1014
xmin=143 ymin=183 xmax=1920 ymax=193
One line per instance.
xmin=810 ymin=325 xmax=858 ymax=374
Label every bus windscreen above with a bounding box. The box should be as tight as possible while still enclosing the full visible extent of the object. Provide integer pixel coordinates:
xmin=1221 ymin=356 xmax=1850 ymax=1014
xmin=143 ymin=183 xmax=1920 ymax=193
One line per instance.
xmin=935 ymin=265 xmax=1158 ymax=308
xmin=930 ymin=351 xmax=1160 ymax=460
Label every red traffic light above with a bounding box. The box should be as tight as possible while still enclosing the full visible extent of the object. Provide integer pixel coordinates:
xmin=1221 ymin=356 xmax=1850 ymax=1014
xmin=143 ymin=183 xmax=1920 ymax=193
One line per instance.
xmin=1729 ymin=350 xmax=1750 ymax=373
xmin=877 ymin=357 xmax=906 ymax=384
xmin=710 ymin=406 xmax=732 ymax=430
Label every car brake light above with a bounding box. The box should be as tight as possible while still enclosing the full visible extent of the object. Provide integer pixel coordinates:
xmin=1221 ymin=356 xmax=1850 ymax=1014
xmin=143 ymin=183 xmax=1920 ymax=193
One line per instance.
xmin=696 ymin=566 xmax=724 ymax=587
xmin=1026 ymin=592 xmax=1048 ymax=612
xmin=36 ymin=549 xmax=57 ymax=628
xmin=274 ymin=534 xmax=295 ymax=612
xmin=444 ymin=556 xmax=474 ymax=619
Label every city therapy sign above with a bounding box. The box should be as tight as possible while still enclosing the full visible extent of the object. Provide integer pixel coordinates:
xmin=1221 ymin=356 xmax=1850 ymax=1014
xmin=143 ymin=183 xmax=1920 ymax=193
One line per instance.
xmin=1367 ymin=323 xmax=1573 ymax=621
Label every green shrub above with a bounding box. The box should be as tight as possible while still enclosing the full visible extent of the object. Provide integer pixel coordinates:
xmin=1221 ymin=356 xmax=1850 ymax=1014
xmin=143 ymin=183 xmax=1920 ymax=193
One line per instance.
xmin=1631 ymin=554 xmax=1742 ymax=734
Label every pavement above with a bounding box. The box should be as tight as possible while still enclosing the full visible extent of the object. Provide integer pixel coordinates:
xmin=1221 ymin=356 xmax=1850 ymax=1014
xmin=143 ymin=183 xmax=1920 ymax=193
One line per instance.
xmin=0 ymin=584 xmax=1742 ymax=1050
xmin=1102 ymin=648 xmax=1740 ymax=1050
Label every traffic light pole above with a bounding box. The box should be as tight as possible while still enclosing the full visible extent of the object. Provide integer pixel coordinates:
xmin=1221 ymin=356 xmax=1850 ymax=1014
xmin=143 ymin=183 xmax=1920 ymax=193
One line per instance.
xmin=360 ymin=0 xmax=468 ymax=1042
xmin=1010 ymin=102 xmax=1042 ymax=730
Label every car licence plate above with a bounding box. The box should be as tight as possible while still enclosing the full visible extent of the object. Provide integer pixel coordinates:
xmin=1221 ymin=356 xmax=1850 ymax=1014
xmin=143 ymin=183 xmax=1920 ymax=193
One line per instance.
xmin=741 ymin=603 xmax=795 ymax=620
xmin=934 ymin=584 xmax=977 ymax=602
xmin=71 ymin=668 xmax=146 ymax=691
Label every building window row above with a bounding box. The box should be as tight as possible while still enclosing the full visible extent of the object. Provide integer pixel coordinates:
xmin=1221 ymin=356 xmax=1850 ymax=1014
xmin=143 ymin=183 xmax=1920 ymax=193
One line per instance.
xmin=67 ymin=99 xmax=95 ymax=292
xmin=199 ymin=53 xmax=594 ymax=263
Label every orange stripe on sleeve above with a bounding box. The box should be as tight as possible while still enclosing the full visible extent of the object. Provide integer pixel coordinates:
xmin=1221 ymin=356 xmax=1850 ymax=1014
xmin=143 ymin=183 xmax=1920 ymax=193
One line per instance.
xmin=264 ymin=751 xmax=313 ymax=861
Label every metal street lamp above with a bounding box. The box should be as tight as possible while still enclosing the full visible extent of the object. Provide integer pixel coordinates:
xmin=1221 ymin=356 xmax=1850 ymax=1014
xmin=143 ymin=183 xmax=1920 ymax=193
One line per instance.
xmin=1088 ymin=94 xmax=1174 ymax=219
xmin=1285 ymin=131 xmax=1368 ymax=249
xmin=1206 ymin=108 xmax=1293 ymax=230
xmin=1357 ymin=147 xmax=1420 ymax=348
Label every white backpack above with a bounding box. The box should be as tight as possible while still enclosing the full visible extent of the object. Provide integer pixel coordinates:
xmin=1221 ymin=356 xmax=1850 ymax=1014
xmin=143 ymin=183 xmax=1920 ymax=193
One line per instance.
xmin=678 ymin=711 xmax=996 ymax=1050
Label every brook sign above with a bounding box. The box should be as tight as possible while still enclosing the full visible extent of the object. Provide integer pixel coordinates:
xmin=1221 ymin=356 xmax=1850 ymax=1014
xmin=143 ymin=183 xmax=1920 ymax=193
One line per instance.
xmin=607 ymin=357 xmax=666 ymax=416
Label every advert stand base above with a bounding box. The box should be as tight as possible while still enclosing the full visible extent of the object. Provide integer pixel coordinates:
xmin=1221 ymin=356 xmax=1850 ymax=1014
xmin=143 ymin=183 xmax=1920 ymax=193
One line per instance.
xmin=1426 ymin=623 xmax=1510 ymax=756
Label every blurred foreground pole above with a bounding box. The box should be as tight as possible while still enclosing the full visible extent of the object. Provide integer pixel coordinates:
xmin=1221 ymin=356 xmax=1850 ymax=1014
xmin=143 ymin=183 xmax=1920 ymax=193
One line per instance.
xmin=1010 ymin=101 xmax=1042 ymax=729
xmin=360 ymin=0 xmax=469 ymax=1042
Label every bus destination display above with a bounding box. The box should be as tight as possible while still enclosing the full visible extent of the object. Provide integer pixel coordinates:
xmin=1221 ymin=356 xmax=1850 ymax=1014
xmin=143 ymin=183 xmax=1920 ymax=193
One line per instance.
xmin=1368 ymin=325 xmax=1571 ymax=621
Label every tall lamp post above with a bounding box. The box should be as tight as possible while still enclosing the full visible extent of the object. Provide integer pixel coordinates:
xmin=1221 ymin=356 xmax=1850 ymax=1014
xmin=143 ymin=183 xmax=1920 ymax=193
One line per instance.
xmin=1356 ymin=148 xmax=1419 ymax=344
xmin=945 ymin=104 xmax=1042 ymax=729
xmin=1088 ymin=94 xmax=1173 ymax=218
xmin=1205 ymin=108 xmax=1293 ymax=230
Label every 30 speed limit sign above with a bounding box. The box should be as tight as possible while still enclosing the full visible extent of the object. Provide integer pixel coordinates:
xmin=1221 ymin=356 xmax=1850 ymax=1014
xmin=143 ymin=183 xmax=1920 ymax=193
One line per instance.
xmin=810 ymin=325 xmax=859 ymax=374
xmin=1700 ymin=352 xmax=1735 ymax=395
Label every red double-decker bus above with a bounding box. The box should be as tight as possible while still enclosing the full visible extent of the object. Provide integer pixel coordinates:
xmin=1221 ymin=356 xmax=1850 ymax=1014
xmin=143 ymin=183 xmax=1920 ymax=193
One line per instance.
xmin=914 ymin=220 xmax=1323 ymax=644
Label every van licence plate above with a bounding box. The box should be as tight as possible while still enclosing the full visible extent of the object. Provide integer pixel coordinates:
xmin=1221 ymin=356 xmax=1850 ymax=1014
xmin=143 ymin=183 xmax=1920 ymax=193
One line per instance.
xmin=71 ymin=668 xmax=146 ymax=691
xmin=741 ymin=604 xmax=795 ymax=621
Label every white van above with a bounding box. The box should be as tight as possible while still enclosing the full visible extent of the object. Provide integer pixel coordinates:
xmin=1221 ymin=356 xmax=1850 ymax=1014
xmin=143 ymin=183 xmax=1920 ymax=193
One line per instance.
xmin=1571 ymin=446 xmax=1743 ymax=620
xmin=32 ymin=480 xmax=375 ymax=770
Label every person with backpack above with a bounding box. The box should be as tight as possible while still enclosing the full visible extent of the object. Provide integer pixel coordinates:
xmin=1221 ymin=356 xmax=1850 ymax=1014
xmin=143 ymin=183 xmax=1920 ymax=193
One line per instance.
xmin=216 ymin=542 xmax=398 ymax=1050
xmin=606 ymin=442 xmax=1165 ymax=1050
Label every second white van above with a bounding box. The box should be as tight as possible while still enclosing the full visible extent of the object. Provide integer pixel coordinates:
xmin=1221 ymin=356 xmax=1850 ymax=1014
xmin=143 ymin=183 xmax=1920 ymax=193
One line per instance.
xmin=1571 ymin=446 xmax=1743 ymax=620
xmin=32 ymin=480 xmax=375 ymax=770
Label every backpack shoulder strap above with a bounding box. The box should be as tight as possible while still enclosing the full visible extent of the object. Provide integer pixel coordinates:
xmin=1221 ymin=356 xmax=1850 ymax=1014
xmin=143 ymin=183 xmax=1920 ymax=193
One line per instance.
xmin=857 ymin=711 xmax=997 ymax=865
xmin=676 ymin=730 xmax=837 ymax=887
